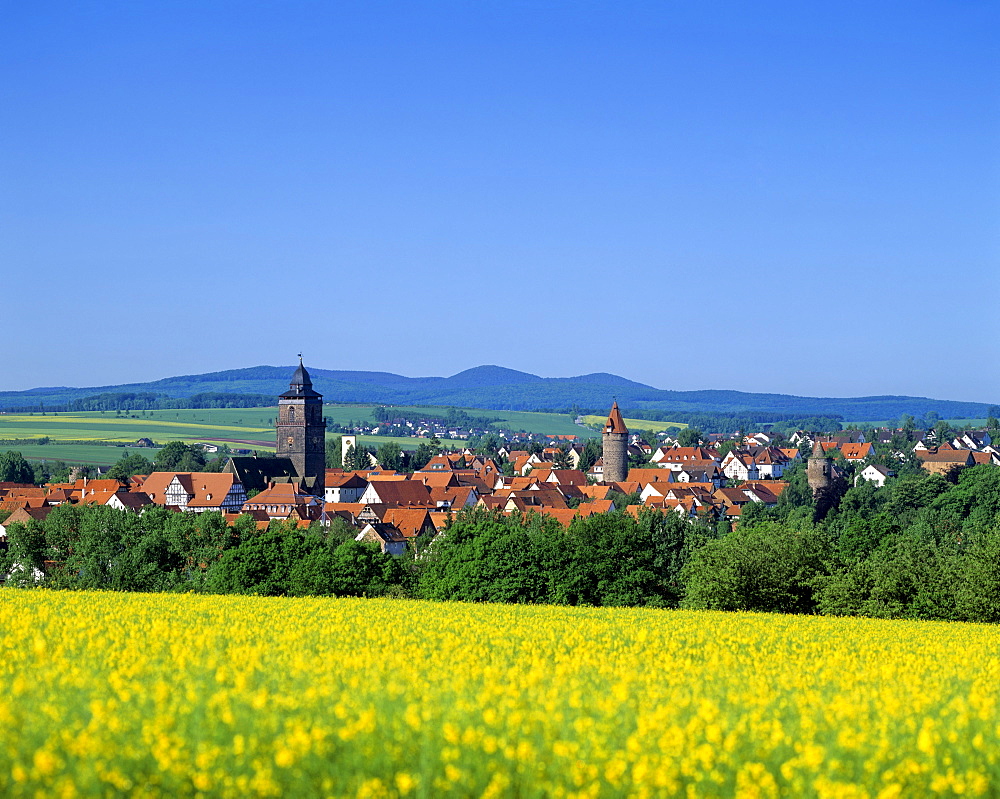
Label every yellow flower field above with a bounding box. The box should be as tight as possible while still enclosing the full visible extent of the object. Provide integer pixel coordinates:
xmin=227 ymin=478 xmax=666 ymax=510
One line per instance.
xmin=1 ymin=591 xmax=997 ymax=798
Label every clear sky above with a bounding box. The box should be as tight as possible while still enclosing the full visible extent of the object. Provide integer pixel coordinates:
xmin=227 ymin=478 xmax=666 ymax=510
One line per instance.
xmin=3 ymin=1 xmax=998 ymax=401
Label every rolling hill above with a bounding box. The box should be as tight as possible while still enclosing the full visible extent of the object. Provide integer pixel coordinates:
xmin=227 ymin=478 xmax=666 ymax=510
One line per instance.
xmin=0 ymin=365 xmax=993 ymax=422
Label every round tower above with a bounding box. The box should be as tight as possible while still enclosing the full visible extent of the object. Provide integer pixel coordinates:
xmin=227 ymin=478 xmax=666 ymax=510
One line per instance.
xmin=807 ymin=440 xmax=832 ymax=494
xmin=601 ymin=401 xmax=629 ymax=484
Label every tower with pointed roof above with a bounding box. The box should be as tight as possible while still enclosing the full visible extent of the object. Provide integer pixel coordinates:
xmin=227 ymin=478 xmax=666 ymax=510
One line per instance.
xmin=276 ymin=359 xmax=326 ymax=497
xmin=807 ymin=440 xmax=832 ymax=495
xmin=601 ymin=401 xmax=629 ymax=484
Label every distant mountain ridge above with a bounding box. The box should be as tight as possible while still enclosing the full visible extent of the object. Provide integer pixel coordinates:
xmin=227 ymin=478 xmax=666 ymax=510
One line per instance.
xmin=0 ymin=364 xmax=992 ymax=422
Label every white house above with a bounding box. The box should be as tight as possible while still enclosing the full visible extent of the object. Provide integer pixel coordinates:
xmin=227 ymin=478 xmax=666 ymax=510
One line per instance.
xmin=856 ymin=464 xmax=895 ymax=488
xmin=324 ymin=473 xmax=369 ymax=504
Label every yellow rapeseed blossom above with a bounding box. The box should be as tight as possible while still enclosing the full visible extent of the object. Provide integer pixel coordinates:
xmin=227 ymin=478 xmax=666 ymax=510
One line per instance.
xmin=0 ymin=589 xmax=998 ymax=797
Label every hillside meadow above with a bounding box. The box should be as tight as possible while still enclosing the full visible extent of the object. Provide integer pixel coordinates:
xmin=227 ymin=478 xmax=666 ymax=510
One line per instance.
xmin=2 ymin=590 xmax=997 ymax=798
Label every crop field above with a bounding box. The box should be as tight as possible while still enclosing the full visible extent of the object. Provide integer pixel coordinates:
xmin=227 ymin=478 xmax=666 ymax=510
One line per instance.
xmin=0 ymin=410 xmax=274 ymax=444
xmin=2 ymin=591 xmax=998 ymax=798
xmin=0 ymin=443 xmax=155 ymax=467
xmin=581 ymin=414 xmax=688 ymax=433
xmin=0 ymin=403 xmax=585 ymax=466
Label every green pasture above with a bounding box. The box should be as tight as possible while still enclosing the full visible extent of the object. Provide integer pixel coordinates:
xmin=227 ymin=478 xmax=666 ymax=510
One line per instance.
xmin=581 ymin=414 xmax=688 ymax=433
xmin=0 ymin=404 xmax=589 ymax=444
xmin=0 ymin=443 xmax=158 ymax=466
xmin=0 ymin=401 xmax=584 ymax=471
xmin=0 ymin=405 xmax=478 ymax=467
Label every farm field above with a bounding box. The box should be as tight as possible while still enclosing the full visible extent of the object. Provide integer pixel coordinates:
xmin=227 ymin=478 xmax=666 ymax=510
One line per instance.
xmin=0 ymin=442 xmax=154 ymax=467
xmin=2 ymin=591 xmax=998 ymax=797
xmin=581 ymin=414 xmax=688 ymax=433
xmin=0 ymin=403 xmax=586 ymax=466
xmin=0 ymin=406 xmax=592 ymax=439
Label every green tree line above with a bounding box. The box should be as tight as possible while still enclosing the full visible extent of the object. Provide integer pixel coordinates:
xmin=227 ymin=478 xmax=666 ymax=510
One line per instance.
xmin=5 ymin=464 xmax=1000 ymax=623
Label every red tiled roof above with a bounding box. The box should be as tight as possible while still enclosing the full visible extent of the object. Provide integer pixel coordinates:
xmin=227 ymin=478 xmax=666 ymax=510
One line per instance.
xmin=604 ymin=402 xmax=629 ymax=435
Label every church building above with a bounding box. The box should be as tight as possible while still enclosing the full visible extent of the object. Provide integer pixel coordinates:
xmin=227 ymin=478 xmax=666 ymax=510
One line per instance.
xmin=225 ymin=360 xmax=326 ymax=497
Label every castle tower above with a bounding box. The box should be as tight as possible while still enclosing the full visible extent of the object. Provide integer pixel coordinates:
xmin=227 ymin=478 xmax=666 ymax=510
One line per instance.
xmin=602 ymin=401 xmax=629 ymax=484
xmin=806 ymin=440 xmax=832 ymax=495
xmin=276 ymin=358 xmax=326 ymax=497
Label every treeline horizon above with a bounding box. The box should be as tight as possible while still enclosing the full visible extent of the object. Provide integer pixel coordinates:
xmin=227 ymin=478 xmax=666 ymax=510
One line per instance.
xmin=5 ymin=390 xmax=847 ymax=432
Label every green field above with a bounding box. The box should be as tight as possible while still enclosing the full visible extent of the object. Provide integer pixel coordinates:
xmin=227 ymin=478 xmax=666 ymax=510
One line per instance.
xmin=1 ymin=403 xmax=605 ymax=466
xmin=1 ymin=405 xmax=591 ymax=440
xmin=581 ymin=414 xmax=688 ymax=433
xmin=0 ymin=443 xmax=157 ymax=467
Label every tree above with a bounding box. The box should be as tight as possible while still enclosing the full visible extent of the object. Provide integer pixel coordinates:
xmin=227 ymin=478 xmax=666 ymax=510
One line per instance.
xmin=955 ymin=526 xmax=1000 ymax=622
xmin=325 ymin=437 xmax=343 ymax=469
xmin=418 ymin=509 xmax=551 ymax=604
xmin=410 ymin=442 xmax=435 ymax=471
xmin=472 ymin=433 xmax=502 ymax=462
xmin=0 ymin=451 xmax=34 ymax=484
xmin=153 ymin=441 xmax=206 ymax=472
xmin=2 ymin=520 xmax=47 ymax=585
xmin=106 ymin=452 xmax=154 ymax=482
xmin=682 ymin=521 xmax=828 ymax=614
xmin=206 ymin=524 xmax=306 ymax=596
xmin=343 ymin=443 xmax=372 ymax=471
xmin=577 ymin=439 xmax=602 ymax=472
xmin=627 ymin=449 xmax=650 ymax=469
xmin=553 ymin=447 xmax=572 ymax=470
xmin=677 ymin=428 xmax=703 ymax=448
xmin=376 ymin=442 xmax=403 ymax=472
xmin=715 ymin=440 xmax=737 ymax=459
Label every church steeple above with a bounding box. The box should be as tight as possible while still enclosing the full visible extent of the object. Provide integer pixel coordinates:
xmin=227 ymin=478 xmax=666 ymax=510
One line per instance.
xmin=282 ymin=355 xmax=320 ymax=399
xmin=276 ymin=358 xmax=326 ymax=497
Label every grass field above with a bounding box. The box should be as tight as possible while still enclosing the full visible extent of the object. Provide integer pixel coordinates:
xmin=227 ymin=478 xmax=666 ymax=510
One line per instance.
xmin=0 ymin=443 xmax=157 ymax=467
xmin=2 ymin=590 xmax=998 ymax=798
xmin=581 ymin=414 xmax=688 ymax=433
xmin=0 ymin=404 xmax=585 ymax=466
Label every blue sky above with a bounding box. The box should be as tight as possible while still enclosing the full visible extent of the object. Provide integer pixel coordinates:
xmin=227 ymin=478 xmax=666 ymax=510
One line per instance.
xmin=3 ymin=1 xmax=997 ymax=401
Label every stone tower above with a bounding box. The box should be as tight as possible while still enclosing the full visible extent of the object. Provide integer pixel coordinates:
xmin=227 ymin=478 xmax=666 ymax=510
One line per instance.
xmin=806 ymin=440 xmax=832 ymax=495
xmin=276 ymin=359 xmax=326 ymax=497
xmin=601 ymin=401 xmax=629 ymax=484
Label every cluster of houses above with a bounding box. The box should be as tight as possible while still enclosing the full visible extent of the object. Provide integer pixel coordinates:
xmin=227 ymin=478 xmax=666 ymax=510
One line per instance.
xmin=2 ymin=430 xmax=998 ymax=555
xmin=3 ymin=363 xmax=997 ymax=556
xmin=334 ymin=411 xmax=573 ymax=446
xmin=0 ymin=447 xmax=768 ymax=555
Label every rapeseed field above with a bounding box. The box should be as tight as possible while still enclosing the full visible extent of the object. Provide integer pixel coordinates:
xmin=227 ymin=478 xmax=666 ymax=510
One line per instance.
xmin=1 ymin=591 xmax=997 ymax=798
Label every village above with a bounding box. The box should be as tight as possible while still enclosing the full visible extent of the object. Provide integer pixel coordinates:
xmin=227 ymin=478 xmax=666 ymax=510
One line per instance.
xmin=1 ymin=362 xmax=996 ymax=556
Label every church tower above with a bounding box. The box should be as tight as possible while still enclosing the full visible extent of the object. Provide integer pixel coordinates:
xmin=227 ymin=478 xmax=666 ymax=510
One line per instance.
xmin=276 ymin=359 xmax=326 ymax=497
xmin=807 ymin=440 xmax=832 ymax=495
xmin=602 ymin=401 xmax=629 ymax=484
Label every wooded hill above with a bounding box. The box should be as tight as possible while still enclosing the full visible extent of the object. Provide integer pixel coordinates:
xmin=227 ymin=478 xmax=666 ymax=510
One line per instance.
xmin=1 ymin=364 xmax=991 ymax=422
